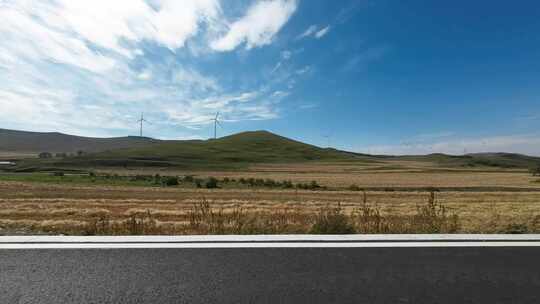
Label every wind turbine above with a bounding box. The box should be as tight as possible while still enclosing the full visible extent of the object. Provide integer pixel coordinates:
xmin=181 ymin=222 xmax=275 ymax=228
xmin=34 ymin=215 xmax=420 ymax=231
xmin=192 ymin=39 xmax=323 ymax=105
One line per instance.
xmin=322 ymin=133 xmax=332 ymax=148
xmin=137 ymin=113 xmax=151 ymax=137
xmin=211 ymin=112 xmax=222 ymax=139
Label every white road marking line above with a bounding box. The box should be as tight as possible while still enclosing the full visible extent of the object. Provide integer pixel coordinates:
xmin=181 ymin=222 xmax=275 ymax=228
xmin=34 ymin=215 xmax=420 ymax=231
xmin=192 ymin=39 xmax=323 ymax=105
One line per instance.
xmin=2 ymin=234 xmax=540 ymax=244
xmin=2 ymin=235 xmax=540 ymax=249
xmin=2 ymin=242 xmax=540 ymax=249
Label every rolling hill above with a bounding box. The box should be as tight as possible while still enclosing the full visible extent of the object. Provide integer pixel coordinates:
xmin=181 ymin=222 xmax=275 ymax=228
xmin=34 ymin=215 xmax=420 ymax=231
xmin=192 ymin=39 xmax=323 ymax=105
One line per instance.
xmin=2 ymin=128 xmax=539 ymax=171
xmin=41 ymin=130 xmax=366 ymax=169
xmin=396 ymin=153 xmax=540 ymax=169
xmin=0 ymin=128 xmax=160 ymax=155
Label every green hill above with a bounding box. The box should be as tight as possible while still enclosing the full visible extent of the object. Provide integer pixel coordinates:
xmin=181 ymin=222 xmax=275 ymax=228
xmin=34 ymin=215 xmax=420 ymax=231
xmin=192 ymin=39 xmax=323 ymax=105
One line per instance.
xmin=0 ymin=128 xmax=159 ymax=155
xmin=5 ymin=128 xmax=539 ymax=171
xmin=24 ymin=131 xmax=365 ymax=170
xmin=396 ymin=153 xmax=540 ymax=169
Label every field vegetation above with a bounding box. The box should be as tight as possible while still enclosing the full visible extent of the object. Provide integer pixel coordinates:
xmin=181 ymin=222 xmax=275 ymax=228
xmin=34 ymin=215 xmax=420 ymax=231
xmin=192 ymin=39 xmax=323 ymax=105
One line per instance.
xmin=1 ymin=178 xmax=539 ymax=235
xmin=2 ymin=130 xmax=540 ymax=235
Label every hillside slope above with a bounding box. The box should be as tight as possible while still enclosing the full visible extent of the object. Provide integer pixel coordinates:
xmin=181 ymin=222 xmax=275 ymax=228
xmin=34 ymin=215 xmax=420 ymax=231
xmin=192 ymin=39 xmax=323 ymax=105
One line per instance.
xmin=396 ymin=153 xmax=540 ymax=169
xmin=4 ymin=128 xmax=539 ymax=171
xmin=93 ymin=131 xmax=359 ymax=164
xmin=25 ymin=131 xmax=365 ymax=169
xmin=0 ymin=128 xmax=160 ymax=154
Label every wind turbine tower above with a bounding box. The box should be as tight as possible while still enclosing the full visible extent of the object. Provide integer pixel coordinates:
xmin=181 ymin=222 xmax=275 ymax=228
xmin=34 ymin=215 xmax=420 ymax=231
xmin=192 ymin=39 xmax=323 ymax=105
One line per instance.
xmin=211 ymin=112 xmax=222 ymax=139
xmin=323 ymin=134 xmax=331 ymax=148
xmin=137 ymin=113 xmax=151 ymax=137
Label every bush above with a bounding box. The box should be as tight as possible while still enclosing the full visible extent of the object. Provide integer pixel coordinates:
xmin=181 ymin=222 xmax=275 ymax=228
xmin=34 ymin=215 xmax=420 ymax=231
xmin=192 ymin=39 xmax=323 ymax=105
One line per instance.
xmin=264 ymin=178 xmax=276 ymax=187
xmin=348 ymin=184 xmax=361 ymax=191
xmin=412 ymin=191 xmax=459 ymax=233
xmin=53 ymin=171 xmax=65 ymax=177
xmin=310 ymin=204 xmax=356 ymax=234
xmin=296 ymin=181 xmax=322 ymax=190
xmin=501 ymin=223 xmax=529 ymax=234
xmin=183 ymin=175 xmax=194 ymax=182
xmin=38 ymin=152 xmax=52 ymax=159
xmin=530 ymin=165 xmax=540 ymax=177
xmin=162 ymin=176 xmax=179 ymax=186
xmin=205 ymin=177 xmax=219 ymax=189
xmin=282 ymin=180 xmax=294 ymax=189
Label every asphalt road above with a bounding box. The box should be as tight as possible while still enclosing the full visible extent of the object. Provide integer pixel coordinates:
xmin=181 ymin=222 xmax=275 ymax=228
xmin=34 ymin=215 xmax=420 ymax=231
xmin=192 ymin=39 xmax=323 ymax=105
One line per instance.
xmin=1 ymin=246 xmax=540 ymax=303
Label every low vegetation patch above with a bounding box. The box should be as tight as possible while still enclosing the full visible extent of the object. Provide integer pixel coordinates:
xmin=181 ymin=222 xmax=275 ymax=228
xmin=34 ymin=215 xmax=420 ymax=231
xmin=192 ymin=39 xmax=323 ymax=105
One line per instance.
xmin=0 ymin=191 xmax=469 ymax=235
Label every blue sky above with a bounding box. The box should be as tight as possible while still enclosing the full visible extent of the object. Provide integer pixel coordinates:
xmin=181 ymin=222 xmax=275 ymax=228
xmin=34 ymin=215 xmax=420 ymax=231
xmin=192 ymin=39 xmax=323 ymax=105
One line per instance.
xmin=1 ymin=0 xmax=539 ymax=155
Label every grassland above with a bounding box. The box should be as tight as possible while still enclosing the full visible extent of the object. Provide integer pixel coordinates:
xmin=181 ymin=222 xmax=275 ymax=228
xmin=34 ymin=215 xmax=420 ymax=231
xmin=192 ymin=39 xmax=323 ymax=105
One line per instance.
xmin=1 ymin=163 xmax=540 ymax=235
xmin=2 ymin=130 xmax=540 ymax=235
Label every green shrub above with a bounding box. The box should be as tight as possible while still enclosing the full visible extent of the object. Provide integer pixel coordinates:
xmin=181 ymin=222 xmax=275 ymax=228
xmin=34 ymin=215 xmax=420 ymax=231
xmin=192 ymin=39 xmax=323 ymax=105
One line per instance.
xmin=348 ymin=184 xmax=361 ymax=191
xmin=310 ymin=204 xmax=356 ymax=234
xmin=412 ymin=191 xmax=459 ymax=233
xmin=530 ymin=165 xmax=540 ymax=176
xmin=501 ymin=223 xmax=529 ymax=234
xmin=264 ymin=178 xmax=276 ymax=187
xmin=205 ymin=177 xmax=219 ymax=189
xmin=282 ymin=180 xmax=294 ymax=189
xmin=162 ymin=176 xmax=179 ymax=186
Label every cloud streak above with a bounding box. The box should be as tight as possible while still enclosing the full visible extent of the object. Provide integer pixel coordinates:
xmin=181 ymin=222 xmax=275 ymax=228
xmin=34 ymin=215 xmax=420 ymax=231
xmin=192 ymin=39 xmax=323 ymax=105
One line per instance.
xmin=297 ymin=24 xmax=331 ymax=40
xmin=361 ymin=134 xmax=540 ymax=156
xmin=0 ymin=0 xmax=298 ymax=138
xmin=210 ymin=0 xmax=298 ymax=51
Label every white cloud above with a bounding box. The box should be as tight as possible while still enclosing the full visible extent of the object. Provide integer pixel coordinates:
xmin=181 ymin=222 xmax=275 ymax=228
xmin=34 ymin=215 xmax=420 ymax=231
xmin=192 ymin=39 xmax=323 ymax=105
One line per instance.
xmin=33 ymin=0 xmax=221 ymax=55
xmin=342 ymin=46 xmax=391 ymax=72
xmin=0 ymin=1 xmax=294 ymax=138
xmin=361 ymin=134 xmax=540 ymax=156
xmin=138 ymin=70 xmax=153 ymax=80
xmin=163 ymin=91 xmax=278 ymax=127
xmin=299 ymin=103 xmax=318 ymax=110
xmin=172 ymin=68 xmax=220 ymax=92
xmin=295 ymin=66 xmax=312 ymax=75
xmin=211 ymin=0 xmax=298 ymax=51
xmin=314 ymin=25 xmax=331 ymax=39
xmin=297 ymin=25 xmax=318 ymax=40
xmin=0 ymin=4 xmax=116 ymax=73
xmin=297 ymin=24 xmax=330 ymax=40
xmin=281 ymin=50 xmax=292 ymax=60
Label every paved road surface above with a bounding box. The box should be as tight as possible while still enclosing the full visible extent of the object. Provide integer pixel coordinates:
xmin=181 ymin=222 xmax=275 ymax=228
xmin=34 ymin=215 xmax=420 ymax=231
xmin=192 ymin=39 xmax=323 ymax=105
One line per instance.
xmin=1 ymin=236 xmax=540 ymax=303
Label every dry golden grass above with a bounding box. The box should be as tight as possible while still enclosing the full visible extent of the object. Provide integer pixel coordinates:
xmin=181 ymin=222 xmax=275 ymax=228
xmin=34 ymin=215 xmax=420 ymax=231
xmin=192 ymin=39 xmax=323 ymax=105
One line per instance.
xmin=1 ymin=179 xmax=540 ymax=235
xmin=95 ymin=160 xmax=537 ymax=188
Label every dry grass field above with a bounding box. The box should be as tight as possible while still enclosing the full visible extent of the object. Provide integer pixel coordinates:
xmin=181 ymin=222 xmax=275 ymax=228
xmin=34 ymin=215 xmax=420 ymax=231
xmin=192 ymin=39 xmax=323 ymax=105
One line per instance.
xmin=1 ymin=164 xmax=540 ymax=235
xmin=97 ymin=160 xmax=538 ymax=188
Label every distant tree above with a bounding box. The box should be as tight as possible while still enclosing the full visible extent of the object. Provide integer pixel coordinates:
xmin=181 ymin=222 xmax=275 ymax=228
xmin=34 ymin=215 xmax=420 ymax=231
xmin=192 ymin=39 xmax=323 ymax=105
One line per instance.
xmin=76 ymin=150 xmax=85 ymax=156
xmin=55 ymin=153 xmax=67 ymax=158
xmin=205 ymin=177 xmax=219 ymax=189
xmin=162 ymin=176 xmax=179 ymax=187
xmin=531 ymin=164 xmax=540 ymax=176
xmin=348 ymin=184 xmax=361 ymax=191
xmin=38 ymin=152 xmax=52 ymax=159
